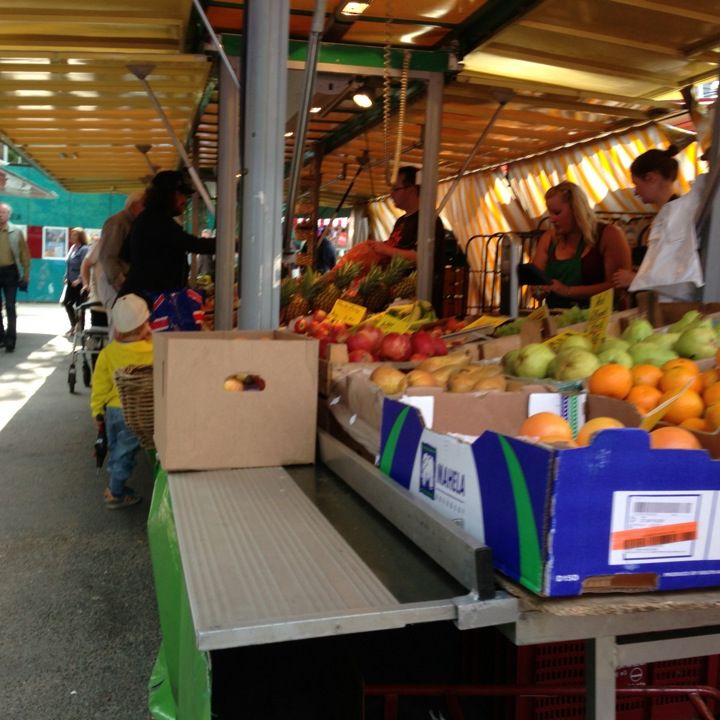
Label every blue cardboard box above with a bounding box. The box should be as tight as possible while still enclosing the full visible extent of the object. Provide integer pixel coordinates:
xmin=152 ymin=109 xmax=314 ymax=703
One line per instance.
xmin=379 ymin=393 xmax=720 ymax=597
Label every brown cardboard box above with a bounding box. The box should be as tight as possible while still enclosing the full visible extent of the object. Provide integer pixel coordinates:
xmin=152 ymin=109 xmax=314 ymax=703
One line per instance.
xmin=153 ymin=330 xmax=319 ymax=471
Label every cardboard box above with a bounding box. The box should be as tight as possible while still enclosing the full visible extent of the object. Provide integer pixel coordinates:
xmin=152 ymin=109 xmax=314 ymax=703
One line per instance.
xmin=154 ymin=330 xmax=318 ymax=471
xmin=635 ymin=295 xmax=720 ymax=328
xmin=378 ymin=392 xmax=720 ymax=597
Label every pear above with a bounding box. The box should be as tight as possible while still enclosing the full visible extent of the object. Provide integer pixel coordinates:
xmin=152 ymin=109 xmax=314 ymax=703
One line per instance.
xmin=473 ymin=375 xmax=507 ymax=392
xmin=621 ymin=318 xmax=654 ymax=344
xmin=401 ymin=369 xmax=443 ymax=391
xmin=628 ymin=342 xmax=678 ymax=367
xmin=645 ymin=331 xmax=680 ymax=350
xmin=514 ymin=343 xmax=556 ymax=379
xmin=598 ymin=337 xmax=630 ymax=354
xmin=370 ymin=366 xmax=407 ymax=394
xmin=557 ymin=334 xmax=593 ymax=353
xmin=448 ymin=371 xmax=481 ymax=393
xmin=431 ymin=365 xmax=460 ymax=387
xmin=417 ymin=350 xmax=471 ymax=373
xmin=673 ymin=326 xmax=718 ymax=359
xmin=669 ymin=310 xmax=701 ymax=333
xmin=551 ymin=348 xmax=600 ymax=381
xmin=597 ymin=348 xmax=633 ymax=368
xmin=502 ymin=348 xmax=521 ymax=375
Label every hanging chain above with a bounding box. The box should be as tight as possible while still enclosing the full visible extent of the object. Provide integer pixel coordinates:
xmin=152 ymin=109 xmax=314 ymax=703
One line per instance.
xmin=391 ymin=49 xmax=411 ymax=184
xmin=382 ymin=0 xmax=393 ymax=186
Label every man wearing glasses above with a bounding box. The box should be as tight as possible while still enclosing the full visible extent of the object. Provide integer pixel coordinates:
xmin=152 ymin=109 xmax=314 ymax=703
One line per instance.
xmin=368 ymin=166 xmax=447 ymax=310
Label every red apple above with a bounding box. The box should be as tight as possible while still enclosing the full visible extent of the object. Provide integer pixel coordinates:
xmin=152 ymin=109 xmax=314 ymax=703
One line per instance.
xmin=380 ymin=333 xmax=413 ymax=361
xmin=411 ymin=330 xmax=436 ymax=357
xmin=335 ymin=328 xmax=350 ymax=344
xmin=358 ymin=324 xmax=385 ymax=352
xmin=432 ymin=335 xmax=448 ymax=356
xmin=348 ymin=349 xmax=375 ymax=362
xmin=312 ymin=309 xmax=328 ymax=322
xmin=294 ymin=316 xmax=310 ymax=334
xmin=410 ymin=353 xmax=428 ymax=361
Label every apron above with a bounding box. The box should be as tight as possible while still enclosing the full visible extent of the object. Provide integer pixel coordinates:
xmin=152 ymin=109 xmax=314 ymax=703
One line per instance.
xmin=545 ymin=238 xmax=586 ymax=308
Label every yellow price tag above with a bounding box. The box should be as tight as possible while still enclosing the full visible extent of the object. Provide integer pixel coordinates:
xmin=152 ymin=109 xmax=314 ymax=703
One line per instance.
xmin=586 ymin=289 xmax=614 ymax=352
xmin=463 ymin=315 xmax=509 ymax=331
xmin=526 ymin=304 xmax=550 ymax=322
xmin=373 ymin=313 xmax=412 ymax=333
xmin=639 ymin=378 xmax=694 ymax=431
xmin=328 ymin=299 xmax=367 ymax=326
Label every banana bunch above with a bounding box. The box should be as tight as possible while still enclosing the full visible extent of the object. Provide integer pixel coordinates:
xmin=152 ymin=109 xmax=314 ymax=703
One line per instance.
xmin=383 ymin=299 xmax=437 ymax=330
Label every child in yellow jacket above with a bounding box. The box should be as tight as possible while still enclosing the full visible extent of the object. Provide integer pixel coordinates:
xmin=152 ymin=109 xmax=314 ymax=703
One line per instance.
xmin=91 ymin=294 xmax=153 ymax=509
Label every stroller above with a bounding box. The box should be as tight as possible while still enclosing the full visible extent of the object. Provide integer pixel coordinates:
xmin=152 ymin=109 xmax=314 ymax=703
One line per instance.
xmin=68 ymin=300 xmax=110 ymax=393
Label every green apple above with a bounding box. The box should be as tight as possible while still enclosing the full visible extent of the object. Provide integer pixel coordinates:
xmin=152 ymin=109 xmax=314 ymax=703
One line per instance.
xmin=597 ymin=348 xmax=633 ymax=368
xmin=552 ymin=348 xmax=601 ymax=381
xmin=515 ymin=343 xmax=556 ymax=378
xmin=621 ymin=318 xmax=654 ymax=344
xmin=673 ymin=326 xmax=718 ymax=359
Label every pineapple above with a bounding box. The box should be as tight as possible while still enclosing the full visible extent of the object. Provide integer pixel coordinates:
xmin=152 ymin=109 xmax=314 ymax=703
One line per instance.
xmin=357 ymin=265 xmax=387 ymax=313
xmin=279 ymin=276 xmax=297 ymax=325
xmin=389 ymin=271 xmax=417 ymax=301
xmin=313 ymin=262 xmax=361 ymax=313
xmin=382 ymin=256 xmax=413 ymax=292
xmin=284 ymin=269 xmax=318 ymax=321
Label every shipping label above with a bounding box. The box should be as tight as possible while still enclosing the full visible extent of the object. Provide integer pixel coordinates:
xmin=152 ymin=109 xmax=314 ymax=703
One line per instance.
xmin=608 ymin=490 xmax=720 ymax=564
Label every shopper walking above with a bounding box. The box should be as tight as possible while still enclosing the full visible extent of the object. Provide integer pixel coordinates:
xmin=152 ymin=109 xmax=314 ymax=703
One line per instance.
xmin=0 ymin=202 xmax=30 ymax=353
xmin=62 ymin=227 xmax=90 ymax=336
xmin=90 ymin=293 xmax=153 ymax=510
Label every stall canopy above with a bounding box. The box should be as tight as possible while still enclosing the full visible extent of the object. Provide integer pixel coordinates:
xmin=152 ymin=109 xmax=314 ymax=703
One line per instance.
xmin=0 ymin=1 xmax=715 ymax=202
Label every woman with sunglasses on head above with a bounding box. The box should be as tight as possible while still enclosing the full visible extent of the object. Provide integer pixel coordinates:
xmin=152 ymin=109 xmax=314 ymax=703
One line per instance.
xmin=613 ymin=145 xmax=704 ymax=302
xmin=530 ymin=181 xmax=632 ymax=308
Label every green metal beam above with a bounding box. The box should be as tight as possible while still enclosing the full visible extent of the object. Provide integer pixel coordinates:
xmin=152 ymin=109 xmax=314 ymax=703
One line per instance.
xmin=221 ymin=35 xmax=449 ymax=72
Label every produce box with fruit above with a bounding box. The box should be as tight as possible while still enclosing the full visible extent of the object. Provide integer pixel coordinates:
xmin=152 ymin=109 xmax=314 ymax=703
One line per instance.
xmin=378 ymin=390 xmax=720 ymax=597
xmin=153 ymin=330 xmax=318 ymax=471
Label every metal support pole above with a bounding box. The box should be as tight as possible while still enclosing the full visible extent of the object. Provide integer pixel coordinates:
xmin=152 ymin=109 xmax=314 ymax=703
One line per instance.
xmin=283 ymin=0 xmax=326 ymax=255
xmin=416 ymin=72 xmax=443 ymax=303
xmin=239 ymin=0 xmax=288 ymax=329
xmin=699 ymin=83 xmax=720 ymax=301
xmin=586 ymin=637 xmax=617 ymax=720
xmin=216 ymin=54 xmax=240 ymax=331
xmin=191 ymin=0 xmax=241 ymax=92
xmin=436 ymin=99 xmax=507 ymax=216
xmin=128 ymin=64 xmax=215 ymax=217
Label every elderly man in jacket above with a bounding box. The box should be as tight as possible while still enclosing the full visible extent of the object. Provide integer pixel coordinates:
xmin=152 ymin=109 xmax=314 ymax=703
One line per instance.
xmin=0 ymin=203 xmax=30 ymax=352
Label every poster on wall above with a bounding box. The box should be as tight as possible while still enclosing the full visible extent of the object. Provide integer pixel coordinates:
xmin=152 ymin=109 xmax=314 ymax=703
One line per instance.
xmin=85 ymin=227 xmax=102 ymax=244
xmin=42 ymin=226 xmax=68 ymax=259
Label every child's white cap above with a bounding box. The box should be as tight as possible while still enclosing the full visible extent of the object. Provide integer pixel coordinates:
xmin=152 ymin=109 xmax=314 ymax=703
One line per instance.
xmin=113 ymin=294 xmax=150 ymax=333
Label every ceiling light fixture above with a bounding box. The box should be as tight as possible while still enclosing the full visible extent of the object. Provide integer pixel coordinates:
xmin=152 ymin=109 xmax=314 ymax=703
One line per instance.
xmin=352 ymin=85 xmax=373 ymax=108
xmin=340 ymin=2 xmax=370 ymax=16
xmin=309 ymin=106 xmax=322 ymax=114
xmin=284 ymin=130 xmax=294 ymax=137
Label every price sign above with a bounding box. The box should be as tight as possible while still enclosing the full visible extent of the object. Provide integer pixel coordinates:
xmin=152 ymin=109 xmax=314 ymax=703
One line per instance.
xmin=463 ymin=315 xmax=510 ymax=331
xmin=373 ymin=313 xmax=412 ymax=333
xmin=639 ymin=378 xmax=694 ymax=431
xmin=526 ymin=304 xmax=550 ymax=322
xmin=586 ymin=289 xmax=614 ymax=352
xmin=328 ymin=299 xmax=366 ymax=326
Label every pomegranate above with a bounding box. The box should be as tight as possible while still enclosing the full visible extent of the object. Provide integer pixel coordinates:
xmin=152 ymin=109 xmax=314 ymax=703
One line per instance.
xmin=347 ymin=331 xmax=375 ymax=354
xmin=432 ymin=335 xmax=449 ymax=356
xmin=380 ymin=333 xmax=413 ymax=361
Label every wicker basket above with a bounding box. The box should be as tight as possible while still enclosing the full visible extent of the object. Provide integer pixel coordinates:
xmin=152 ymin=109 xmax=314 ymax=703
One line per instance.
xmin=114 ymin=364 xmax=155 ymax=450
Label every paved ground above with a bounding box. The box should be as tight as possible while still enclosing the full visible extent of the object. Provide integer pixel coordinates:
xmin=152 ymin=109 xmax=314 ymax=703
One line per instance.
xmin=0 ymin=304 xmax=159 ymax=720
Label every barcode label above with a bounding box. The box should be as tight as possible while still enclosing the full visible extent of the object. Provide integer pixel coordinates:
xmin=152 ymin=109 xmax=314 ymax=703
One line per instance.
xmin=622 ymin=529 xmax=696 ymax=550
xmin=632 ymin=502 xmax=693 ymax=514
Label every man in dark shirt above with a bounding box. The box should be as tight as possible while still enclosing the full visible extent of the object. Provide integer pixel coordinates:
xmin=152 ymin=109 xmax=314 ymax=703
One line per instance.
xmin=369 ymin=166 xmax=447 ymax=312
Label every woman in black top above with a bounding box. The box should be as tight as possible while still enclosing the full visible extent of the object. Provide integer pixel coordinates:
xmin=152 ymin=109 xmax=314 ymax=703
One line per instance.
xmin=121 ymin=170 xmax=215 ymax=297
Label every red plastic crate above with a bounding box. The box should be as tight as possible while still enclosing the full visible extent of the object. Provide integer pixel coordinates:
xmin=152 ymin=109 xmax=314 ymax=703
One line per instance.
xmin=461 ymin=630 xmax=719 ymax=720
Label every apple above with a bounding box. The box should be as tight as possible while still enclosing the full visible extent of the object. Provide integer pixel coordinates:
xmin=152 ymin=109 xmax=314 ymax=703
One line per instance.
xmin=380 ymin=333 xmax=413 ymax=361
xmin=347 ymin=329 xmax=378 ymax=354
xmin=514 ymin=343 xmax=556 ymax=378
xmin=335 ymin=328 xmax=350 ymax=344
xmin=294 ymin=316 xmax=311 ymax=334
xmin=410 ymin=353 xmax=429 ymax=361
xmin=432 ymin=335 xmax=448 ymax=356
xmin=353 ymin=324 xmax=384 ymax=353
xmin=348 ymin=349 xmax=375 ymax=362
xmin=411 ymin=330 xmax=436 ymax=357
xmin=312 ymin=309 xmax=328 ymax=322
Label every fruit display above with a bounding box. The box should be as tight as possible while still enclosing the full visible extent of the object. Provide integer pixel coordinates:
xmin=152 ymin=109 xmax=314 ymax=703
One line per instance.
xmin=369 ymin=352 xmax=506 ymax=394
xmin=493 ymin=305 xmax=589 ymax=337
xmin=501 ymin=310 xmax=720 ymax=383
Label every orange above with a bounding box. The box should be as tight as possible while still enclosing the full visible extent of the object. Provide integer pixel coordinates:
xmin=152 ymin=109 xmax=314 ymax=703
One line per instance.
xmin=680 ymin=417 xmax=711 ymax=432
xmin=576 ymin=417 xmax=624 ymax=446
xmin=658 ymin=388 xmax=704 ymax=425
xmin=649 ymin=426 xmax=702 ymax=450
xmin=588 ymin=363 xmax=633 ymax=400
xmin=703 ymin=381 xmax=720 ymax=408
xmin=700 ymin=368 xmax=720 ymax=390
xmin=626 ymin=384 xmax=662 ymax=414
xmin=518 ymin=412 xmax=572 ymax=442
xmin=659 ymin=366 xmax=703 ymax=394
xmin=716 ymin=347 xmax=720 ymax=367
xmin=705 ymin=403 xmax=720 ymax=431
xmin=662 ymin=358 xmax=700 ymax=376
xmin=631 ymin=364 xmax=663 ymax=388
